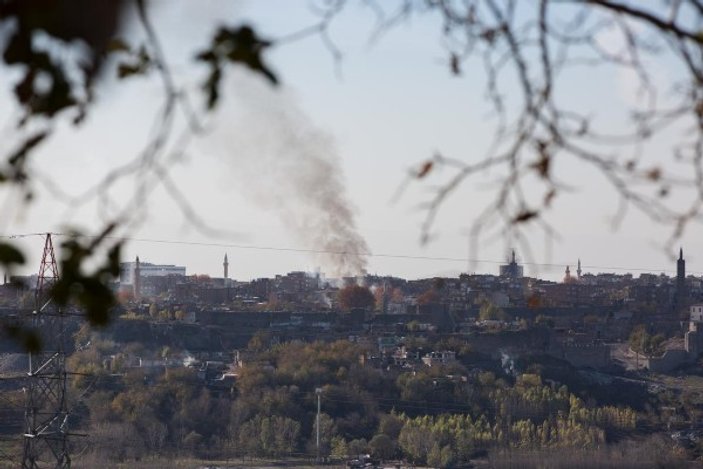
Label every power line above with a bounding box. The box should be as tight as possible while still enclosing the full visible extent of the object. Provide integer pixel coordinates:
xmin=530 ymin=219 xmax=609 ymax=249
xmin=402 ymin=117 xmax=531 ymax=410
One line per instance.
xmin=1 ymin=232 xmax=698 ymax=275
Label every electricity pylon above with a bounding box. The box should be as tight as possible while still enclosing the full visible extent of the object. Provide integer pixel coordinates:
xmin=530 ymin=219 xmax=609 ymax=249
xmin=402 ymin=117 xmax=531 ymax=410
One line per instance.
xmin=22 ymin=233 xmax=70 ymax=468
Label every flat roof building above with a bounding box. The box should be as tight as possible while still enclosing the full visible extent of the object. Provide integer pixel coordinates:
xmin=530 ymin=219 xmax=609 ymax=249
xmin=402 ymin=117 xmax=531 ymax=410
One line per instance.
xmin=119 ymin=260 xmax=186 ymax=285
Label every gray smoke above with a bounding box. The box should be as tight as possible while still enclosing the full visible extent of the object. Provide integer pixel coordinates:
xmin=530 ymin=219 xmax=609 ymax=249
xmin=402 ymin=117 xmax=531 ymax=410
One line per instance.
xmin=207 ymin=72 xmax=369 ymax=277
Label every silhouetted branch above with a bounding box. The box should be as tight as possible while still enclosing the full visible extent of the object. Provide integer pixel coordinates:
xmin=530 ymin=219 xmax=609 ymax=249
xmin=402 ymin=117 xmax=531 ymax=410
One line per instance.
xmin=352 ymin=0 xmax=703 ymax=260
xmin=1 ymin=0 xmax=702 ymax=286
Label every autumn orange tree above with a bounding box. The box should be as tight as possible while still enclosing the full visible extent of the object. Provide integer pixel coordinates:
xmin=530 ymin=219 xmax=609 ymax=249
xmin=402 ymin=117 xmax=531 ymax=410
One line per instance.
xmin=338 ymin=284 xmax=375 ymax=310
xmin=416 ymin=288 xmax=440 ymax=306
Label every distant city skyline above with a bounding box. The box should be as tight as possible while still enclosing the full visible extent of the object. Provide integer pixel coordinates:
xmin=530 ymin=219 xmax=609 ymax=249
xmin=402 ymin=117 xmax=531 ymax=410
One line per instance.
xmin=5 ymin=233 xmax=696 ymax=284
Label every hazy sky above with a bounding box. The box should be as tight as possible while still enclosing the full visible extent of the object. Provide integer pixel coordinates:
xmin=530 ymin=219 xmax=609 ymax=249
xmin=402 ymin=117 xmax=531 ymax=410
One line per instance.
xmin=0 ymin=1 xmax=700 ymax=281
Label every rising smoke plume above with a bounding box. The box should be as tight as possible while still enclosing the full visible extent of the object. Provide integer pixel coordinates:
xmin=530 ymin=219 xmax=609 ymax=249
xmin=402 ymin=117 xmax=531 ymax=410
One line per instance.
xmin=206 ymin=72 xmax=369 ymax=277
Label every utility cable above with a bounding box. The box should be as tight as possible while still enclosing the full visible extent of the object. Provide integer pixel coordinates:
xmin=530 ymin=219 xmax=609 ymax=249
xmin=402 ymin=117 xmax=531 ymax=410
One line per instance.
xmin=0 ymin=232 xmax=696 ymax=275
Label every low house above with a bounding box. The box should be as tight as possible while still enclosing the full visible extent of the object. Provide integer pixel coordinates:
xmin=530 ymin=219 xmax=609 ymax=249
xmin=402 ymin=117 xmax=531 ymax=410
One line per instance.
xmin=422 ymin=350 xmax=457 ymax=367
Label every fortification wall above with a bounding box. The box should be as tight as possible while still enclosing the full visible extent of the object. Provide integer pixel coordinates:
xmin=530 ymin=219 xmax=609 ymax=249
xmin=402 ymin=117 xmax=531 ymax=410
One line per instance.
xmin=645 ymin=349 xmax=691 ymax=373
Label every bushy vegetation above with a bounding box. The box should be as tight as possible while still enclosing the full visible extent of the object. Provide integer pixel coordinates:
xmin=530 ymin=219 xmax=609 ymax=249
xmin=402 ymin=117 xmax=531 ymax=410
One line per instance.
xmin=629 ymin=325 xmax=666 ymax=357
xmin=65 ymin=338 xmax=667 ymax=466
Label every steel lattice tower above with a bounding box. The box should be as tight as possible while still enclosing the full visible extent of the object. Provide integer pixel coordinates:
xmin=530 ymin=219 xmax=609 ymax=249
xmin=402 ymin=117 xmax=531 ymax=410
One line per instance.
xmin=22 ymin=233 xmax=71 ymax=468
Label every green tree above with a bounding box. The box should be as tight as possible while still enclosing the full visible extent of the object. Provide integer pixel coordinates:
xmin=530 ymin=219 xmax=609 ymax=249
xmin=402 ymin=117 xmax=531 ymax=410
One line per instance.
xmin=236 ymin=414 xmax=300 ymax=457
xmin=406 ymin=320 xmax=421 ymax=333
xmin=398 ymin=420 xmax=434 ymax=464
xmin=347 ymin=438 xmax=368 ymax=458
xmin=629 ymin=325 xmax=666 ymax=357
xmin=479 ymin=300 xmax=508 ymax=322
xmin=330 ymin=436 xmax=349 ymax=460
xmin=379 ymin=412 xmax=404 ymax=440
xmin=247 ymin=330 xmax=271 ymax=352
xmin=310 ymin=413 xmax=336 ymax=458
xmin=182 ymin=430 xmax=204 ymax=453
xmin=369 ymin=434 xmax=395 ymax=461
xmin=273 ymin=416 xmax=301 ymax=456
xmin=427 ymin=443 xmax=443 ymax=468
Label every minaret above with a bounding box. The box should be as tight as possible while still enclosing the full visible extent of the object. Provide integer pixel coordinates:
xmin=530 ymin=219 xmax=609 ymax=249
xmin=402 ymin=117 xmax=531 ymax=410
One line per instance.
xmin=577 ymin=259 xmax=582 ymax=280
xmin=382 ymin=279 xmax=389 ymax=314
xmin=564 ymin=265 xmax=571 ymax=283
xmin=511 ymin=249 xmax=516 ymax=264
xmin=676 ymin=247 xmax=686 ymax=311
xmin=133 ymin=256 xmax=141 ymax=300
xmin=223 ymin=253 xmax=229 ymax=280
xmin=678 ymin=248 xmax=685 ymax=282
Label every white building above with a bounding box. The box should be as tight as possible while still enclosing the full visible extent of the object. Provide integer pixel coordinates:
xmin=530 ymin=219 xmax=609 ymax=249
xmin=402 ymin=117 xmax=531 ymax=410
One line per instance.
xmin=119 ymin=260 xmax=186 ymax=285
xmin=422 ymin=351 xmax=457 ymax=367
xmin=690 ymin=304 xmax=703 ymax=329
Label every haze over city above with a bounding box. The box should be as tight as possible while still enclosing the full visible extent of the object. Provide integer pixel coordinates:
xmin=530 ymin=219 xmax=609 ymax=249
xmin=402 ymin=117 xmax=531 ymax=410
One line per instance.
xmin=1 ymin=0 xmax=699 ymax=281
